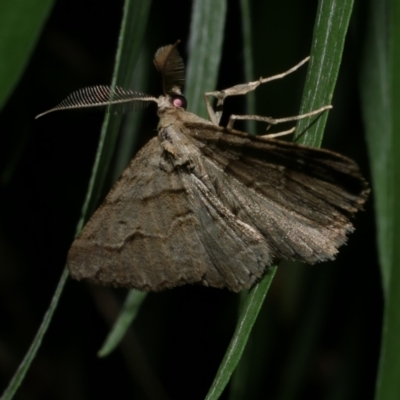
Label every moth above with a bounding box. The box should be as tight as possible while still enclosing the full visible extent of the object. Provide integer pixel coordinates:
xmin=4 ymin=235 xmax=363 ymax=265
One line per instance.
xmin=37 ymin=42 xmax=369 ymax=292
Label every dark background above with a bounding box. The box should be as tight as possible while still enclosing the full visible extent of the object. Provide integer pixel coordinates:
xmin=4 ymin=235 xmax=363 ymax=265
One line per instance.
xmin=0 ymin=1 xmax=380 ymax=399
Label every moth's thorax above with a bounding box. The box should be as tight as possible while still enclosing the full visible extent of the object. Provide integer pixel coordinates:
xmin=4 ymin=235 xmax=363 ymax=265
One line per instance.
xmin=156 ymin=109 xmax=204 ymax=171
xmin=156 ymin=103 xmax=186 ymax=128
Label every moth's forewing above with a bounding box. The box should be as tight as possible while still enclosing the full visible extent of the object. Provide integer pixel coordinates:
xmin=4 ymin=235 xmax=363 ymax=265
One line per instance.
xmin=67 ymin=134 xmax=268 ymax=292
xmin=67 ymin=138 xmax=207 ymax=291
xmin=183 ymin=121 xmax=369 ymax=263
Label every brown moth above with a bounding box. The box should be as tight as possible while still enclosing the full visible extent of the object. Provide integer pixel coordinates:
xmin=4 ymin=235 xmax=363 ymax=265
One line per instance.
xmin=37 ymin=42 xmax=369 ymax=292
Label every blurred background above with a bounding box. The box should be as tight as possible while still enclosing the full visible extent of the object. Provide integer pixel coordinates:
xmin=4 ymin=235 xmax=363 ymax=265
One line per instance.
xmin=0 ymin=0 xmax=381 ymax=399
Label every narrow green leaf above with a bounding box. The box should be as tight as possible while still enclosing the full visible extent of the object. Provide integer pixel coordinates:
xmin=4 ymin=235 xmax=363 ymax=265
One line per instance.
xmin=0 ymin=268 xmax=69 ymax=400
xmin=98 ymin=291 xmax=147 ymax=357
xmin=207 ymin=1 xmax=353 ymax=398
xmin=296 ymin=0 xmax=354 ymax=147
xmin=360 ymin=0 xmax=391 ymax=295
xmin=370 ymin=0 xmax=400 ymax=399
xmin=279 ymin=2 xmax=355 ymax=398
xmin=110 ymin=44 xmax=152 ymax=182
xmin=0 ymin=2 xmax=151 ymax=398
xmin=185 ymin=0 xmax=227 ymax=118
xmin=0 ymin=0 xmax=54 ymax=111
xmin=82 ymin=0 xmax=152 ymax=218
xmin=205 ymin=267 xmax=277 ymax=400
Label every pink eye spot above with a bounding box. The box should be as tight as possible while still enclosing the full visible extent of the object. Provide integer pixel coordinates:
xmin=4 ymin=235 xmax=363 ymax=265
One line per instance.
xmin=173 ymin=98 xmax=184 ymax=108
xmin=171 ymin=95 xmax=187 ymax=109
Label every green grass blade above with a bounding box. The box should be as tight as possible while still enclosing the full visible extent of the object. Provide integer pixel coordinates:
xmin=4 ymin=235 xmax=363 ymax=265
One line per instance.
xmin=185 ymin=0 xmax=227 ymax=118
xmin=0 ymin=1 xmax=151 ymax=398
xmin=296 ymin=0 xmax=354 ymax=146
xmin=0 ymin=0 xmax=54 ymax=111
xmin=0 ymin=268 xmax=69 ymax=400
xmin=98 ymin=290 xmax=147 ymax=357
xmin=279 ymin=2 xmax=354 ymax=398
xmin=207 ymin=1 xmax=353 ymax=398
xmin=369 ymin=0 xmax=400 ymax=399
xmin=110 ymin=44 xmax=151 ymax=182
xmin=205 ymin=267 xmax=277 ymax=400
xmin=360 ymin=0 xmax=391 ymax=295
xmin=81 ymin=0 xmax=152 ymax=218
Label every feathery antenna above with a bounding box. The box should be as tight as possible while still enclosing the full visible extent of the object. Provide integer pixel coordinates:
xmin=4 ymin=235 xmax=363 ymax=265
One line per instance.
xmin=36 ymin=85 xmax=157 ymax=119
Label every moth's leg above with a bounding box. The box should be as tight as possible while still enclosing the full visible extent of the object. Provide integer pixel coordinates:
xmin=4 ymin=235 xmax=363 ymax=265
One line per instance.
xmin=204 ymin=81 xmax=261 ymax=126
xmin=203 ymin=57 xmax=310 ymax=126
xmin=227 ymin=105 xmax=332 ymax=130
xmin=259 ymin=127 xmax=296 ymax=139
